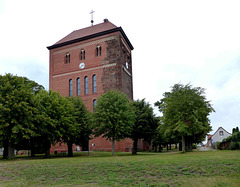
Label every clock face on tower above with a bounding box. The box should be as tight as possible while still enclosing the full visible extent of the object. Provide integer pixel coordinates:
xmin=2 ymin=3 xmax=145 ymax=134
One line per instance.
xmin=79 ymin=62 xmax=85 ymax=69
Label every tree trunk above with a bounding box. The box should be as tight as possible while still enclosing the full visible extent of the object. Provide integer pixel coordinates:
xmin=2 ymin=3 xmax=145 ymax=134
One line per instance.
xmin=67 ymin=141 xmax=73 ymax=157
xmin=31 ymin=149 xmax=35 ymax=157
xmin=3 ymin=141 xmax=14 ymax=159
xmin=158 ymin=144 xmax=162 ymax=152
xmin=3 ymin=140 xmax=9 ymax=159
xmin=182 ymin=135 xmax=186 ymax=152
xmin=30 ymin=140 xmax=35 ymax=157
xmin=179 ymin=142 xmax=182 ymax=151
xmin=166 ymin=144 xmax=169 ymax=152
xmin=170 ymin=144 xmax=172 ymax=150
xmin=132 ymin=138 xmax=138 ymax=155
xmin=112 ymin=138 xmax=115 ymax=156
xmin=154 ymin=144 xmax=157 ymax=152
xmin=44 ymin=143 xmax=51 ymax=158
xmin=175 ymin=143 xmax=178 ymax=149
xmin=8 ymin=145 xmax=15 ymax=158
xmin=149 ymin=140 xmax=153 ymax=152
xmin=189 ymin=143 xmax=192 ymax=151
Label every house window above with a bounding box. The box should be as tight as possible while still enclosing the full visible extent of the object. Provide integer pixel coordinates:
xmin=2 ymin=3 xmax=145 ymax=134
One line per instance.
xmin=77 ymin=78 xmax=80 ymax=96
xmin=65 ymin=53 xmax=70 ymax=63
xmin=219 ymin=131 xmax=223 ymax=136
xmin=92 ymin=74 xmax=97 ymax=93
xmin=84 ymin=76 xmax=88 ymax=95
xmin=80 ymin=49 xmax=85 ymax=60
xmin=69 ymin=79 xmax=73 ymax=96
xmin=93 ymin=99 xmax=97 ymax=112
xmin=96 ymin=46 xmax=101 ymax=56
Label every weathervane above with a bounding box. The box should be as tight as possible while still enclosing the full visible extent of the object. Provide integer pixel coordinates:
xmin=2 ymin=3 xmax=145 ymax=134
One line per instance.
xmin=90 ymin=10 xmax=95 ymax=26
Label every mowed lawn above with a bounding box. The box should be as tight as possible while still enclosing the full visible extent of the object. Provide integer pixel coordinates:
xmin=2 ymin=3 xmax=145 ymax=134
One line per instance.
xmin=0 ymin=150 xmax=240 ymax=186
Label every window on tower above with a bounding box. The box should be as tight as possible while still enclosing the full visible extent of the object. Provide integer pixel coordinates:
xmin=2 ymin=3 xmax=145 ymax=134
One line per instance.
xmin=69 ymin=79 xmax=73 ymax=96
xmin=77 ymin=77 xmax=80 ymax=96
xmin=93 ymin=99 xmax=97 ymax=112
xmin=80 ymin=49 xmax=85 ymax=60
xmin=84 ymin=76 xmax=88 ymax=95
xmin=65 ymin=53 xmax=70 ymax=63
xmin=96 ymin=45 xmax=102 ymax=56
xmin=92 ymin=74 xmax=97 ymax=93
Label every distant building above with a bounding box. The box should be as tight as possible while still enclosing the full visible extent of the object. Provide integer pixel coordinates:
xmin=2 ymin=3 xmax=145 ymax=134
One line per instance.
xmin=47 ymin=19 xmax=144 ymax=153
xmin=207 ymin=127 xmax=232 ymax=148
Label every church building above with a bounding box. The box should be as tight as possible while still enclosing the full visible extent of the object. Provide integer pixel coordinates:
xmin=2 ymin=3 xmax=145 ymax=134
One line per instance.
xmin=47 ymin=19 xmax=142 ymax=152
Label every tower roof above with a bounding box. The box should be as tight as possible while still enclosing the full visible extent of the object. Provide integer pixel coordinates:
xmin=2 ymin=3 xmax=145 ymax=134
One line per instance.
xmin=47 ymin=19 xmax=133 ymax=50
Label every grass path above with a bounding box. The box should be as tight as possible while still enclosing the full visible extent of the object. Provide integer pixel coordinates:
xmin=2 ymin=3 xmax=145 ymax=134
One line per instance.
xmin=0 ymin=150 xmax=240 ymax=186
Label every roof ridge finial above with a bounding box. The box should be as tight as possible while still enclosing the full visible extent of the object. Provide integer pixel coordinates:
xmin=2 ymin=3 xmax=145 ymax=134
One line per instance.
xmin=90 ymin=10 xmax=95 ymax=26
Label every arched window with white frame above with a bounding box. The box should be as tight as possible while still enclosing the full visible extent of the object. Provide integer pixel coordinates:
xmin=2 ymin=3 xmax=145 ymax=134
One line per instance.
xmin=93 ymin=99 xmax=97 ymax=112
xmin=96 ymin=45 xmax=101 ymax=56
xmin=80 ymin=49 xmax=85 ymax=60
xmin=84 ymin=76 xmax=88 ymax=95
xmin=69 ymin=79 xmax=73 ymax=96
xmin=92 ymin=74 xmax=97 ymax=93
xmin=65 ymin=53 xmax=70 ymax=63
xmin=76 ymin=77 xmax=80 ymax=96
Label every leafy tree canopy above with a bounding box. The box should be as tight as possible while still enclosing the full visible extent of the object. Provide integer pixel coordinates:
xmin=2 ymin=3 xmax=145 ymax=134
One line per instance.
xmin=0 ymin=73 xmax=44 ymax=158
xmin=93 ymin=90 xmax=135 ymax=156
xmin=155 ymin=83 xmax=215 ymax=152
xmin=130 ymin=99 xmax=158 ymax=154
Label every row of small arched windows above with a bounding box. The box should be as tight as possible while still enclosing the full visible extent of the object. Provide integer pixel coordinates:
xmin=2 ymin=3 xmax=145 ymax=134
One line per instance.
xmin=65 ymin=46 xmax=102 ymax=64
xmin=69 ymin=75 xmax=97 ymax=96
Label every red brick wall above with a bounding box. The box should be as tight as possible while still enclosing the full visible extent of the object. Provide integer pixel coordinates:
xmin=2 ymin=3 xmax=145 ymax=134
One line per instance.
xmin=49 ymin=30 xmax=136 ymax=152
xmin=89 ymin=136 xmax=133 ymax=152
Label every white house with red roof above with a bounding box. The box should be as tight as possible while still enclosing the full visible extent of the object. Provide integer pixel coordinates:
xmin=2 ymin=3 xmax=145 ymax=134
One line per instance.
xmin=207 ymin=127 xmax=232 ymax=148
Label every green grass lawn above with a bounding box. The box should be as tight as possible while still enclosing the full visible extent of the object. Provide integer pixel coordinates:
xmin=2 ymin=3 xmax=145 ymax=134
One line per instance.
xmin=0 ymin=150 xmax=240 ymax=186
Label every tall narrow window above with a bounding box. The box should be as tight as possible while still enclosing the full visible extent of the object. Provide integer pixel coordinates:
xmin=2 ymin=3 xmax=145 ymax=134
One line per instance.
xmin=65 ymin=53 xmax=70 ymax=63
xmin=96 ymin=46 xmax=101 ymax=56
xmin=92 ymin=74 xmax=97 ymax=93
xmin=84 ymin=76 xmax=88 ymax=95
xmin=93 ymin=99 xmax=97 ymax=112
xmin=77 ymin=78 xmax=80 ymax=96
xmin=80 ymin=50 xmax=85 ymax=60
xmin=69 ymin=79 xmax=73 ymax=96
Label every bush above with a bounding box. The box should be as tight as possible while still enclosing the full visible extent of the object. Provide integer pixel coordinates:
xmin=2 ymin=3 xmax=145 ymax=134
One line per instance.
xmin=216 ymin=142 xmax=221 ymax=150
xmin=192 ymin=144 xmax=197 ymax=149
xmin=230 ymin=142 xmax=239 ymax=150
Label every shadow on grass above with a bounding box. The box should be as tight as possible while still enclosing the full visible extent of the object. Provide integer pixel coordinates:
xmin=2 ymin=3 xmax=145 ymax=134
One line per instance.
xmin=1 ymin=150 xmax=181 ymax=162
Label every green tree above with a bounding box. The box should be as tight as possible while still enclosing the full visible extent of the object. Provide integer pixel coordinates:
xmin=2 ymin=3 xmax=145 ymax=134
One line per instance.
xmin=232 ymin=127 xmax=239 ymax=134
xmin=0 ymin=74 xmax=44 ymax=159
xmin=63 ymin=97 xmax=91 ymax=157
xmin=130 ymin=99 xmax=158 ymax=155
xmin=155 ymin=83 xmax=214 ymax=152
xmin=93 ymin=90 xmax=134 ymax=156
xmin=34 ymin=90 xmax=72 ymax=157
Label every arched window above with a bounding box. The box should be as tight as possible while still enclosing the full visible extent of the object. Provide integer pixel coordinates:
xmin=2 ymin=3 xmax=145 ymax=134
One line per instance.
xmin=84 ymin=76 xmax=88 ymax=95
xmin=69 ymin=79 xmax=73 ymax=96
xmin=76 ymin=78 xmax=80 ymax=96
xmin=80 ymin=49 xmax=85 ymax=60
xmin=92 ymin=74 xmax=97 ymax=93
xmin=96 ymin=46 xmax=101 ymax=56
xmin=65 ymin=53 xmax=70 ymax=63
xmin=93 ymin=99 xmax=97 ymax=112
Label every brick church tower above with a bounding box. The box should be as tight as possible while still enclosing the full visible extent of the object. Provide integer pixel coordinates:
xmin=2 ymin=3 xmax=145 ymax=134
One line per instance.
xmin=47 ymin=19 xmax=137 ymax=152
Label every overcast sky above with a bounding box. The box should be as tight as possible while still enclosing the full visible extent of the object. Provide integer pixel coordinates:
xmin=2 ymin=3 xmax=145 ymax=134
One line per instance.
xmin=0 ymin=0 xmax=239 ymax=137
